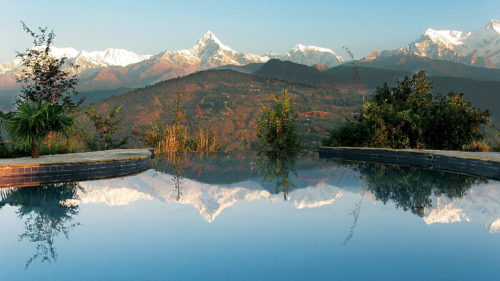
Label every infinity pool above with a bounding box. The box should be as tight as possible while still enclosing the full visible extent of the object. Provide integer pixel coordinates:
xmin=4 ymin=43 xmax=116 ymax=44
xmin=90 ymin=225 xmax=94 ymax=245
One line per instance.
xmin=1 ymin=152 xmax=499 ymax=281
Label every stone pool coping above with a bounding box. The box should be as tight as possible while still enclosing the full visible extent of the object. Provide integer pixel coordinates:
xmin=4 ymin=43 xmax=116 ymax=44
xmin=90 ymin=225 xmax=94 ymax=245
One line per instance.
xmin=0 ymin=149 xmax=152 ymax=166
xmin=0 ymin=149 xmax=153 ymax=188
xmin=319 ymin=146 xmax=500 ymax=180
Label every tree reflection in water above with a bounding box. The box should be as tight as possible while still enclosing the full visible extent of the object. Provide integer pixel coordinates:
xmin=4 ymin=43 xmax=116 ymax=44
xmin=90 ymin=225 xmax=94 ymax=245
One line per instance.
xmin=0 ymin=182 xmax=82 ymax=269
xmin=256 ymin=151 xmax=298 ymax=200
xmin=342 ymin=194 xmax=363 ymax=246
xmin=336 ymin=160 xmax=488 ymax=217
xmin=153 ymin=152 xmax=189 ymax=201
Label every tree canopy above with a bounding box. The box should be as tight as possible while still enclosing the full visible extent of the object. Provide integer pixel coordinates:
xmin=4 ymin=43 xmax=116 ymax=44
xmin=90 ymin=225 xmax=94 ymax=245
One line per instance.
xmin=324 ymin=71 xmax=490 ymax=150
xmin=257 ymin=89 xmax=301 ymax=154
xmin=16 ymin=21 xmax=82 ymax=108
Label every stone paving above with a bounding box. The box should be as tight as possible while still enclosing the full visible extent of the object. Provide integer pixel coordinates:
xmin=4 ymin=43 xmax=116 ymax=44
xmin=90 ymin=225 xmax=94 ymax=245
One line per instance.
xmin=0 ymin=149 xmax=152 ymax=166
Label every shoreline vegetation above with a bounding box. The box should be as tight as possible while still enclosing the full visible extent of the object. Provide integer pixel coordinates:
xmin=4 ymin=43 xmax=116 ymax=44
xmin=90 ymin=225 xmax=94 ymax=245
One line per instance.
xmin=1 ymin=22 xmax=500 ymax=160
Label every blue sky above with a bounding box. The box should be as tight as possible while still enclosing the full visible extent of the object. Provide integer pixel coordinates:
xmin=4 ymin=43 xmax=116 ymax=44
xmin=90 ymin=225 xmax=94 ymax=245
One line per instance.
xmin=1 ymin=0 xmax=498 ymax=62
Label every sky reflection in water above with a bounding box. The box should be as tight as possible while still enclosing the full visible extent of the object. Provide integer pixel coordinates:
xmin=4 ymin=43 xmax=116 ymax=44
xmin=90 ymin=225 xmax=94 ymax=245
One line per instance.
xmin=0 ymin=152 xmax=499 ymax=281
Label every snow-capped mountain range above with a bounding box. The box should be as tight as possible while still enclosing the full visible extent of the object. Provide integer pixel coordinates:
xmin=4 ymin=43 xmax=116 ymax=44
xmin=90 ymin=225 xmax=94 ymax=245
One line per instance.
xmin=153 ymin=31 xmax=268 ymax=68
xmin=74 ymin=168 xmax=360 ymax=223
xmin=0 ymin=31 xmax=343 ymax=90
xmin=64 ymin=167 xmax=500 ymax=233
xmin=0 ymin=19 xmax=498 ymax=92
xmin=267 ymin=44 xmax=344 ymax=68
xmin=0 ymin=47 xmax=152 ymax=75
xmin=364 ymin=19 xmax=500 ymax=68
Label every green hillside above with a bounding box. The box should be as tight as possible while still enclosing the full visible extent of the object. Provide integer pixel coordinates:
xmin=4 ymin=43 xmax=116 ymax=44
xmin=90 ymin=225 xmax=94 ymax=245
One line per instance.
xmin=251 ymin=60 xmax=500 ymax=123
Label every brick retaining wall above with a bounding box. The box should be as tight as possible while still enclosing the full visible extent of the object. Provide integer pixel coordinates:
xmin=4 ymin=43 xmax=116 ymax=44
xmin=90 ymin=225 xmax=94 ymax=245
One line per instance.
xmin=0 ymin=157 xmax=151 ymax=188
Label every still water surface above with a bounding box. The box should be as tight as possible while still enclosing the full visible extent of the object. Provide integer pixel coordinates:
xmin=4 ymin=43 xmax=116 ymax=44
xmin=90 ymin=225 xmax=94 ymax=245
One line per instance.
xmin=0 ymin=152 xmax=499 ymax=281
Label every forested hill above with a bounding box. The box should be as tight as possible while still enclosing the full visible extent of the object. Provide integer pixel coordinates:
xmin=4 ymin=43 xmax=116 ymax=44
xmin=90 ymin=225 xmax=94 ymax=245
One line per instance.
xmin=88 ymin=69 xmax=365 ymax=150
xmin=253 ymin=60 xmax=500 ymax=123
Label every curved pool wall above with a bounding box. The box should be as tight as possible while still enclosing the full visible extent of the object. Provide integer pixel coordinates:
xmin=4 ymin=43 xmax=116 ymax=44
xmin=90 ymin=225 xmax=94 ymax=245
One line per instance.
xmin=0 ymin=149 xmax=153 ymax=188
xmin=319 ymin=146 xmax=500 ymax=180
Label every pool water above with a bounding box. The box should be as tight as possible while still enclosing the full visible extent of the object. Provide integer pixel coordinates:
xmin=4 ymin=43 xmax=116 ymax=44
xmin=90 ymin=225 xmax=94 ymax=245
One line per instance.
xmin=1 ymin=152 xmax=499 ymax=281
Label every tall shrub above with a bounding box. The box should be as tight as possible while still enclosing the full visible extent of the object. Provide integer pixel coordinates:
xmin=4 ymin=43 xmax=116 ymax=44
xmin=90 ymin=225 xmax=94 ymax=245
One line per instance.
xmin=257 ymin=90 xmax=301 ymax=154
xmin=324 ymin=71 xmax=490 ymax=150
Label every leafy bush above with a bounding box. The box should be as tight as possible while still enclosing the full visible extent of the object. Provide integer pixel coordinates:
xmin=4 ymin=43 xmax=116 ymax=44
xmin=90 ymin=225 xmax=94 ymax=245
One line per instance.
xmin=79 ymin=105 xmax=128 ymax=151
xmin=322 ymin=117 xmax=372 ymax=147
xmin=324 ymin=71 xmax=490 ymax=150
xmin=257 ymin=90 xmax=301 ymax=153
xmin=0 ymin=101 xmax=73 ymax=157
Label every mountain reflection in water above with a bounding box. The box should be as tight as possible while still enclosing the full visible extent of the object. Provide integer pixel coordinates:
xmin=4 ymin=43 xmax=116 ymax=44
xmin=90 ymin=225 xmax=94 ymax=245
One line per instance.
xmin=1 ymin=152 xmax=499 ymax=270
xmin=81 ymin=152 xmax=498 ymax=230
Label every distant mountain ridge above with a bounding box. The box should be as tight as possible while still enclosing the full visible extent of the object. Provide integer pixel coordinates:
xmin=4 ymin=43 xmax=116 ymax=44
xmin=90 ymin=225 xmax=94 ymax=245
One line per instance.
xmin=1 ymin=20 xmax=499 ymax=93
xmin=0 ymin=47 xmax=152 ymax=76
xmin=0 ymin=31 xmax=344 ymax=91
xmin=364 ymin=19 xmax=500 ymax=68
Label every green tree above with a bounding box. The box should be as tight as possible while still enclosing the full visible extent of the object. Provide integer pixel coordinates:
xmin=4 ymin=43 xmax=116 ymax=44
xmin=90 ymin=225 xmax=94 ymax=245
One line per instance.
xmin=423 ymin=92 xmax=490 ymax=149
xmin=257 ymin=89 xmax=301 ymax=154
xmin=0 ymin=101 xmax=73 ymax=157
xmin=0 ymin=134 xmax=7 ymax=157
xmin=324 ymin=71 xmax=490 ymax=150
xmin=80 ymin=105 xmax=128 ymax=151
xmin=16 ymin=21 xmax=82 ymax=108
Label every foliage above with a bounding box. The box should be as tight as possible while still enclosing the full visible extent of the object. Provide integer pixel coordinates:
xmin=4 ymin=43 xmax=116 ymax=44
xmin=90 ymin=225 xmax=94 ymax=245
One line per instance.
xmin=322 ymin=116 xmax=372 ymax=147
xmin=89 ymin=69 xmax=361 ymax=151
xmin=324 ymin=71 xmax=490 ymax=150
xmin=462 ymin=140 xmax=490 ymax=152
xmin=256 ymin=150 xmax=298 ymax=200
xmin=0 ymin=182 xmax=81 ymax=268
xmin=495 ymin=130 xmax=500 ymax=152
xmin=142 ymin=121 xmax=188 ymax=152
xmin=257 ymin=89 xmax=301 ymax=154
xmin=16 ymin=21 xmax=82 ymax=108
xmin=0 ymin=100 xmax=73 ymax=157
xmin=338 ymin=160 xmax=486 ymax=217
xmin=141 ymin=90 xmax=217 ymax=152
xmin=0 ymin=135 xmax=7 ymax=157
xmin=79 ymin=105 xmax=128 ymax=151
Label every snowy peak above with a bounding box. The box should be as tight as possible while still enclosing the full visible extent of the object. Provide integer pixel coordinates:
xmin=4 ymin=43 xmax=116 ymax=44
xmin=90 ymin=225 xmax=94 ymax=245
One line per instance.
xmin=192 ymin=30 xmax=233 ymax=54
xmin=268 ymin=44 xmax=343 ymax=68
xmin=76 ymin=48 xmax=152 ymax=67
xmin=0 ymin=46 xmax=152 ymax=75
xmin=291 ymin=44 xmax=337 ymax=55
xmin=154 ymin=30 xmax=267 ymax=68
xmin=48 ymin=47 xmax=80 ymax=58
xmin=423 ymin=28 xmax=467 ymax=48
xmin=365 ymin=19 xmax=500 ymax=68
xmin=483 ymin=19 xmax=500 ymax=33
